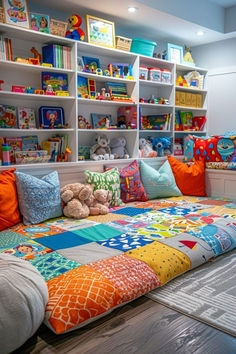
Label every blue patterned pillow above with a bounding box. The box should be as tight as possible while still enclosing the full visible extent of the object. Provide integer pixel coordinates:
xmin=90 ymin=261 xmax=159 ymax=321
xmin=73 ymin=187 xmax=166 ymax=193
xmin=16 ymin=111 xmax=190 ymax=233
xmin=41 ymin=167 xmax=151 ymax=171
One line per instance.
xmin=14 ymin=170 xmax=62 ymax=225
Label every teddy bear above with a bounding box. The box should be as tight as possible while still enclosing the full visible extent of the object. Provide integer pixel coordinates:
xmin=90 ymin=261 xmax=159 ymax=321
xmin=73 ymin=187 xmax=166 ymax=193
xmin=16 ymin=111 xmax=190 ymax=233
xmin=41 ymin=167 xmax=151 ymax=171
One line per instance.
xmin=110 ymin=137 xmax=129 ymax=159
xmin=85 ymin=189 xmax=112 ymax=215
xmin=90 ymin=135 xmax=114 ymax=161
xmin=60 ymin=183 xmax=93 ymax=219
xmin=139 ymin=138 xmax=157 ymax=158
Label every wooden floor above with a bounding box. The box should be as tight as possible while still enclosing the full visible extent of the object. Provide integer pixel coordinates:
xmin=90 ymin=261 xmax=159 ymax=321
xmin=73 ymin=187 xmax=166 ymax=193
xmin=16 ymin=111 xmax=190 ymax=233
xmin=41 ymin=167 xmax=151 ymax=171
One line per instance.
xmin=15 ymin=297 xmax=236 ymax=354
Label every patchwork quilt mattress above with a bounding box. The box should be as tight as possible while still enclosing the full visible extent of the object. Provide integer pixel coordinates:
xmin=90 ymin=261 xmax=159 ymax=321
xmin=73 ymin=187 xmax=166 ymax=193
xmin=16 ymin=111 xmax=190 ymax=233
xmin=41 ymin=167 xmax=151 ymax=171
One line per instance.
xmin=1 ymin=196 xmax=236 ymax=334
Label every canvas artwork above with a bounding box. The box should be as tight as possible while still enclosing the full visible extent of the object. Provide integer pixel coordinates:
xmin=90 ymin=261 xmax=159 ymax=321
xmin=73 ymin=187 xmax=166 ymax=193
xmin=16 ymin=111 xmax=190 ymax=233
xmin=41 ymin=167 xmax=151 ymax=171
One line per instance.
xmin=3 ymin=0 xmax=30 ymax=28
xmin=86 ymin=15 xmax=115 ymax=48
xmin=30 ymin=13 xmax=50 ymax=33
xmin=91 ymin=113 xmax=112 ymax=128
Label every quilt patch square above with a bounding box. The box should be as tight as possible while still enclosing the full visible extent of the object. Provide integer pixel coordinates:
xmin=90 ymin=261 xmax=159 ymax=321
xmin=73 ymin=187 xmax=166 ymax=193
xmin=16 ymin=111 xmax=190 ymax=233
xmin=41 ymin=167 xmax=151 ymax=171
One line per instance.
xmin=157 ymin=207 xmax=194 ymax=217
xmin=72 ymin=224 xmax=123 ymax=242
xmin=44 ymin=217 xmax=98 ymax=231
xmin=0 ymin=231 xmax=29 ymax=251
xmin=111 ymin=207 xmax=153 ymax=217
xmin=15 ymin=224 xmax=64 ymax=238
xmin=2 ymin=239 xmax=52 ymax=260
xmin=198 ymin=199 xmax=230 ymax=206
xmin=86 ymin=213 xmax=127 ymax=223
xmin=97 ymin=233 xmax=154 ymax=251
xmin=29 ymin=252 xmax=81 ymax=281
xmin=37 ymin=232 xmax=89 ymax=251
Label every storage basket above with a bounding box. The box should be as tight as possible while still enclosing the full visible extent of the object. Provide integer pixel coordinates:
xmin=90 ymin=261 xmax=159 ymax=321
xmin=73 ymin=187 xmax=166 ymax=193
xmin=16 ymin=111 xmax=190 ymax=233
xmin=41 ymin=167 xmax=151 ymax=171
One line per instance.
xmin=0 ymin=7 xmax=5 ymax=23
xmin=130 ymin=38 xmax=157 ymax=57
xmin=115 ymin=36 xmax=132 ymax=52
xmin=50 ymin=19 xmax=68 ymax=37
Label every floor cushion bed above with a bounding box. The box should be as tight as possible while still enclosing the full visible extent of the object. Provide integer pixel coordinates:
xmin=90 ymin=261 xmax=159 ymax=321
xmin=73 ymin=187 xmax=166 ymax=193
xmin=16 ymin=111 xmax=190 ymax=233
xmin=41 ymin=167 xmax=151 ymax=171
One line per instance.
xmin=1 ymin=196 xmax=236 ymax=336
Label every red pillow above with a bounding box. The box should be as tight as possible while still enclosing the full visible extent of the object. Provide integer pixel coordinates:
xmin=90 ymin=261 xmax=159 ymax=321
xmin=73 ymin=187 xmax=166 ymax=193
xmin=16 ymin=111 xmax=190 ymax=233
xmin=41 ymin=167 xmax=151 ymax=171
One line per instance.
xmin=0 ymin=169 xmax=21 ymax=231
xmin=168 ymin=156 xmax=206 ymax=196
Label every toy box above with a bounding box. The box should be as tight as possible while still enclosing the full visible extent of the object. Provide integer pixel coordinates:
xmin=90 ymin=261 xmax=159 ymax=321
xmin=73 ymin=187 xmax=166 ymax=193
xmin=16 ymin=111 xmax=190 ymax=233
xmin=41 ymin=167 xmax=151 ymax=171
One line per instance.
xmin=15 ymin=150 xmax=50 ymax=164
xmin=39 ymin=106 xmax=65 ymax=128
xmin=41 ymin=72 xmax=68 ymax=92
xmin=0 ymin=105 xmax=17 ymax=128
xmin=91 ymin=113 xmax=112 ymax=129
xmin=18 ymin=107 xmax=36 ymax=129
xmin=130 ymin=38 xmax=157 ymax=57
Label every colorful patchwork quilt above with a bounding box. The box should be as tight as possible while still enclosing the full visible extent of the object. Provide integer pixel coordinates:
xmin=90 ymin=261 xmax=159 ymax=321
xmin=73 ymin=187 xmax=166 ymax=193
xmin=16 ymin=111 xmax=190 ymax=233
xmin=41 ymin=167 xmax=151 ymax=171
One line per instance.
xmin=1 ymin=196 xmax=236 ymax=334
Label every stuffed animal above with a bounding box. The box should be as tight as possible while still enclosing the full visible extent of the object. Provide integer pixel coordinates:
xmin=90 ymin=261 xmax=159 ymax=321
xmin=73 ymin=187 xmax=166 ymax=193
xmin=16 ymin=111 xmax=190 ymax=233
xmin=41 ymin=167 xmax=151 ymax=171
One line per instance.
xmin=90 ymin=135 xmax=114 ymax=160
xmin=60 ymin=183 xmax=92 ymax=219
xmin=139 ymin=138 xmax=157 ymax=158
xmin=152 ymin=137 xmax=171 ymax=157
xmin=110 ymin=137 xmax=129 ymax=159
xmin=66 ymin=14 xmax=85 ymax=40
xmin=86 ymin=189 xmax=112 ymax=215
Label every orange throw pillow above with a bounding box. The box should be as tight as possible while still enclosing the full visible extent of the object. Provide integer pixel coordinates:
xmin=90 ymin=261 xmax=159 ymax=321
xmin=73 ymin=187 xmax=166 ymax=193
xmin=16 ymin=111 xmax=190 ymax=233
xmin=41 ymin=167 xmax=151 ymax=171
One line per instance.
xmin=168 ymin=156 xmax=206 ymax=196
xmin=0 ymin=169 xmax=21 ymax=231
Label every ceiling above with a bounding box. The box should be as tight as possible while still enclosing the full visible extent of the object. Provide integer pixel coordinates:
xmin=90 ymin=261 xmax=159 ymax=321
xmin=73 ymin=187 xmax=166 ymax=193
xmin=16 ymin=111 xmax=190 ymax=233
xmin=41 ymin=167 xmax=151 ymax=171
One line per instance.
xmin=30 ymin=0 xmax=236 ymax=48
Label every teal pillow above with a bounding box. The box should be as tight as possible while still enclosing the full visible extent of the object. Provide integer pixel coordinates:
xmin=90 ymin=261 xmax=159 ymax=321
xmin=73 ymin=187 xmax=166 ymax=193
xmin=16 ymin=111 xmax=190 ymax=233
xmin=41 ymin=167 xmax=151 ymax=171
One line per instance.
xmin=14 ymin=170 xmax=62 ymax=225
xmin=139 ymin=160 xmax=182 ymax=199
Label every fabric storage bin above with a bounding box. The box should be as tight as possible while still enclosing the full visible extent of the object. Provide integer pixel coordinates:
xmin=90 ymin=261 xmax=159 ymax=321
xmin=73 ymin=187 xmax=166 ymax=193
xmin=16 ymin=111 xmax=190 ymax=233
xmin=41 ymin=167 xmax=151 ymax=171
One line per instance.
xmin=149 ymin=67 xmax=161 ymax=82
xmin=131 ymin=39 xmax=157 ymax=57
xmin=139 ymin=65 xmax=148 ymax=80
xmin=161 ymin=69 xmax=171 ymax=83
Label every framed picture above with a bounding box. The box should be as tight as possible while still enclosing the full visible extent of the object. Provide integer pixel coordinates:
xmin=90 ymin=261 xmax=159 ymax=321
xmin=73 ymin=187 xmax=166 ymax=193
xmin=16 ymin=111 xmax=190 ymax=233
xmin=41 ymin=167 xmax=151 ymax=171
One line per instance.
xmin=77 ymin=56 xmax=84 ymax=71
xmin=30 ymin=13 xmax=50 ymax=33
xmin=3 ymin=0 xmax=30 ymax=28
xmin=86 ymin=15 xmax=115 ymax=48
xmin=167 ymin=43 xmax=183 ymax=64
xmin=39 ymin=106 xmax=65 ymax=129
xmin=91 ymin=113 xmax=112 ymax=129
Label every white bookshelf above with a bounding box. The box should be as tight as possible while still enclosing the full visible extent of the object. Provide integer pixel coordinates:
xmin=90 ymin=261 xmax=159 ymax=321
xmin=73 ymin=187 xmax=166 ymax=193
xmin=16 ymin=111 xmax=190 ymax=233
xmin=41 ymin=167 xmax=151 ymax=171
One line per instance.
xmin=0 ymin=22 xmax=208 ymax=169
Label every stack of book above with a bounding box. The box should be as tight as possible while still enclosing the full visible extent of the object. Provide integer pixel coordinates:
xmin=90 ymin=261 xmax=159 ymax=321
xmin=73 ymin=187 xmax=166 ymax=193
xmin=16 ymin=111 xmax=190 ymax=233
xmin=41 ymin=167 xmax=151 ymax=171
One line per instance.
xmin=0 ymin=37 xmax=13 ymax=61
xmin=42 ymin=135 xmax=69 ymax=162
xmin=42 ymin=44 xmax=71 ymax=69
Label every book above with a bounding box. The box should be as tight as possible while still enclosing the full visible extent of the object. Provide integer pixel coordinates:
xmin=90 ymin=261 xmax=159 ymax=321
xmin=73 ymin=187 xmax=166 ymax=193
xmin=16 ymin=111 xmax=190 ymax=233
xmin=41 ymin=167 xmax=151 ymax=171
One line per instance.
xmin=22 ymin=136 xmax=38 ymax=151
xmin=5 ymin=137 xmax=22 ymax=163
xmin=78 ymin=76 xmax=88 ymax=97
xmin=180 ymin=111 xmax=193 ymax=130
xmin=0 ymin=105 xmax=17 ymax=128
xmin=91 ymin=113 xmax=112 ymax=129
xmin=148 ymin=114 xmax=169 ymax=130
xmin=18 ymin=107 xmax=36 ymax=129
xmin=42 ymin=44 xmax=57 ymax=67
xmin=42 ymin=140 xmax=59 ymax=162
xmin=192 ymin=116 xmax=207 ymax=131
xmin=0 ymin=137 xmax=4 ymax=161
xmin=41 ymin=72 xmax=68 ymax=92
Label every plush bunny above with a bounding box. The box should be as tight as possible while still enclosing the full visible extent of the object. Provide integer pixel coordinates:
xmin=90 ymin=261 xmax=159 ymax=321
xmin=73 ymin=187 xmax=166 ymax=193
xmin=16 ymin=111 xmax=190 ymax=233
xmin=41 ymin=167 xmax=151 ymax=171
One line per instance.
xmin=90 ymin=135 xmax=114 ymax=160
xmin=110 ymin=137 xmax=129 ymax=159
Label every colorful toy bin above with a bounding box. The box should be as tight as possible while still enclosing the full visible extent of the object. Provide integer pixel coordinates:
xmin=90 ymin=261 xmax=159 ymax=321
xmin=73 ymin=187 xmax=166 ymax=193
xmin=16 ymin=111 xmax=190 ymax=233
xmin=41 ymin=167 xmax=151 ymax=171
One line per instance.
xmin=130 ymin=39 xmax=157 ymax=57
xmin=139 ymin=66 xmax=148 ymax=80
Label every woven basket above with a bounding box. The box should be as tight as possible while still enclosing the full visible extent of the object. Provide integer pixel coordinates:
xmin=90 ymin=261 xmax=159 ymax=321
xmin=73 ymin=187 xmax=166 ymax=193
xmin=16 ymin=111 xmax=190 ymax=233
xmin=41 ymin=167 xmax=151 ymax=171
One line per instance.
xmin=50 ymin=19 xmax=68 ymax=37
xmin=115 ymin=36 xmax=131 ymax=52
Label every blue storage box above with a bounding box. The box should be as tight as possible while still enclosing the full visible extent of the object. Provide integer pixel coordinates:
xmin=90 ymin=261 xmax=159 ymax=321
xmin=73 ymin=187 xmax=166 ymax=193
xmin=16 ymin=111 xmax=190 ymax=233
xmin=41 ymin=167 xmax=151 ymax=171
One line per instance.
xmin=130 ymin=38 xmax=157 ymax=57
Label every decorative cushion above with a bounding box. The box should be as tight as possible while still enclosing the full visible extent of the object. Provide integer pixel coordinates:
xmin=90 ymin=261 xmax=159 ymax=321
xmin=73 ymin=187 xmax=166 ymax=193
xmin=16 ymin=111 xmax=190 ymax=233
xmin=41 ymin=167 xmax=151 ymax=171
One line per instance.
xmin=85 ymin=168 xmax=122 ymax=206
xmin=168 ymin=155 xmax=206 ymax=197
xmin=0 ymin=253 xmax=48 ymax=353
xmin=184 ymin=134 xmax=195 ymax=162
xmin=139 ymin=160 xmax=182 ymax=199
xmin=0 ymin=169 xmax=21 ymax=231
xmin=14 ymin=170 xmax=62 ymax=225
xmin=119 ymin=160 xmax=148 ymax=203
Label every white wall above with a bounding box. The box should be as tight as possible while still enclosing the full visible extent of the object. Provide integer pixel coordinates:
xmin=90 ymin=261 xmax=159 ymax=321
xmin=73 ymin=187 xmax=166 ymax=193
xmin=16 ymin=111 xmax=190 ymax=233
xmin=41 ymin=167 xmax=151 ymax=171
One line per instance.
xmin=192 ymin=38 xmax=236 ymax=135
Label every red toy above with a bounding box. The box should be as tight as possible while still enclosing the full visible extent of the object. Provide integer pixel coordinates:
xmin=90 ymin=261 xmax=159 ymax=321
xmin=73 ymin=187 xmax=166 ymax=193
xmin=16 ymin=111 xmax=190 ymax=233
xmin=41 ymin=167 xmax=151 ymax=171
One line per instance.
xmin=66 ymin=15 xmax=85 ymax=41
xmin=0 ymin=80 xmax=4 ymax=91
xmin=12 ymin=85 xmax=25 ymax=93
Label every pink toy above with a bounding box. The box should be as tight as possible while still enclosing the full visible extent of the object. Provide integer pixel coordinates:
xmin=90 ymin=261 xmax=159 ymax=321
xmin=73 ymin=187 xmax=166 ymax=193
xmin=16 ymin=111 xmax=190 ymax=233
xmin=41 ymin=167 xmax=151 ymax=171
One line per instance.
xmin=0 ymin=80 xmax=4 ymax=91
xmin=12 ymin=85 xmax=25 ymax=93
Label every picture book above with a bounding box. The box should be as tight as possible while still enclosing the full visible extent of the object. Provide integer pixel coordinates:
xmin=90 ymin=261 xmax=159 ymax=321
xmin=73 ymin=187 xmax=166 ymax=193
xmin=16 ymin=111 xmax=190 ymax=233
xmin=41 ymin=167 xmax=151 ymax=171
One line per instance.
xmin=192 ymin=116 xmax=207 ymax=131
xmin=180 ymin=111 xmax=193 ymax=130
xmin=106 ymin=82 xmax=127 ymax=95
xmin=78 ymin=76 xmax=88 ymax=97
xmin=117 ymin=106 xmax=137 ymax=128
xmin=91 ymin=113 xmax=112 ymax=128
xmin=5 ymin=137 xmax=22 ymax=163
xmin=0 ymin=104 xmax=17 ymax=128
xmin=18 ymin=107 xmax=36 ymax=129
xmin=39 ymin=106 xmax=65 ymax=128
xmin=148 ymin=114 xmax=169 ymax=130
xmin=41 ymin=72 xmax=68 ymax=92
xmin=42 ymin=140 xmax=59 ymax=162
xmin=22 ymin=136 xmax=38 ymax=151
xmin=175 ymin=111 xmax=182 ymax=130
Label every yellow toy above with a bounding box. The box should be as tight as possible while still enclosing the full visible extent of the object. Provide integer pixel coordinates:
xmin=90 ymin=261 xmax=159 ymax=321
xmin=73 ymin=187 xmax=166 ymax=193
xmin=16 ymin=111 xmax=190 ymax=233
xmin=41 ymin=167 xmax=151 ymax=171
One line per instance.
xmin=183 ymin=46 xmax=195 ymax=65
xmin=55 ymin=91 xmax=69 ymax=96
xmin=176 ymin=75 xmax=188 ymax=87
xmin=41 ymin=63 xmax=53 ymax=67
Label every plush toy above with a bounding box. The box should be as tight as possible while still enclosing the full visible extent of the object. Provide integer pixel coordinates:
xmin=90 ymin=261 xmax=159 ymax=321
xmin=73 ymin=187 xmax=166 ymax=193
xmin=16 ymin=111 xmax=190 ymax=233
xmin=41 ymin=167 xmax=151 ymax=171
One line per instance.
xmin=90 ymin=135 xmax=114 ymax=160
xmin=139 ymin=138 xmax=157 ymax=158
xmin=66 ymin=14 xmax=85 ymax=40
xmin=110 ymin=137 xmax=129 ymax=159
xmin=60 ymin=183 xmax=92 ymax=219
xmin=152 ymin=137 xmax=171 ymax=157
xmin=86 ymin=189 xmax=112 ymax=215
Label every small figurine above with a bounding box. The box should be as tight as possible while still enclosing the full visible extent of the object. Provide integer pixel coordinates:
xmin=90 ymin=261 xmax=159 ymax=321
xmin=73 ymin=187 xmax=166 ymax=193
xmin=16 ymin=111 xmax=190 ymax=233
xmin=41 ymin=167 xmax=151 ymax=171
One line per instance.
xmin=66 ymin=14 xmax=85 ymax=40
xmin=45 ymin=84 xmax=55 ymax=95
xmin=30 ymin=47 xmax=42 ymax=63
xmin=105 ymin=117 xmax=110 ymax=129
xmin=183 ymin=46 xmax=195 ymax=66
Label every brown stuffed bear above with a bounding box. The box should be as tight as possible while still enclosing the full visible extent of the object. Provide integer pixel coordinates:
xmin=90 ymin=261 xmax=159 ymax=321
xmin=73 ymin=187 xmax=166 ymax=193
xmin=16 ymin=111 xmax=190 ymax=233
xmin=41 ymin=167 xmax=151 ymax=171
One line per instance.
xmin=60 ymin=183 xmax=93 ymax=219
xmin=85 ymin=189 xmax=112 ymax=216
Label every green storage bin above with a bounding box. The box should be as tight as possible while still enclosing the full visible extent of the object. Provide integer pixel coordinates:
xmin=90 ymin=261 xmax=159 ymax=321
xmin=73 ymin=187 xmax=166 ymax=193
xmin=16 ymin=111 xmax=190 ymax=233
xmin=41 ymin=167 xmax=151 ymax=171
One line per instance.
xmin=130 ymin=38 xmax=157 ymax=57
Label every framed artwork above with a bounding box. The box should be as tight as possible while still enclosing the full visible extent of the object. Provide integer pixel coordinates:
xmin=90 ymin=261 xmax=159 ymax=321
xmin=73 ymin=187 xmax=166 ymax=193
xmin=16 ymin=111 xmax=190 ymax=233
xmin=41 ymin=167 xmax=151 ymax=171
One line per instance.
xmin=91 ymin=113 xmax=112 ymax=129
xmin=167 ymin=43 xmax=183 ymax=64
xmin=30 ymin=13 xmax=50 ymax=33
xmin=86 ymin=15 xmax=115 ymax=48
xmin=3 ymin=0 xmax=30 ymax=28
xmin=39 ymin=106 xmax=65 ymax=129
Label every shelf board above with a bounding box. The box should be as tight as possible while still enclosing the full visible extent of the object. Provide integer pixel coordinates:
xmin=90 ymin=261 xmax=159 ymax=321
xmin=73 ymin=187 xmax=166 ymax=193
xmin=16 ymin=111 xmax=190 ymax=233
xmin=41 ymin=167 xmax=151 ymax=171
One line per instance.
xmin=139 ymin=130 xmax=172 ymax=133
xmin=0 ymin=91 xmax=75 ymax=101
xmin=0 ymin=59 xmax=74 ymax=73
xmin=0 ymin=128 xmax=74 ymax=133
xmin=77 ymin=41 xmax=137 ymax=59
xmin=139 ymin=55 xmax=174 ymax=70
xmin=77 ymin=158 xmax=136 ymax=165
xmin=0 ymin=23 xmax=74 ymax=46
xmin=174 ymin=130 xmax=207 ymax=134
xmin=141 ymin=156 xmax=168 ymax=162
xmin=0 ymin=161 xmax=77 ymax=170
xmin=175 ymin=85 xmax=207 ymax=93
xmin=77 ymin=71 xmax=136 ymax=84
xmin=78 ymin=129 xmax=137 ymax=132
xmin=139 ymin=103 xmax=173 ymax=109
xmin=139 ymin=79 xmax=173 ymax=87
xmin=78 ymin=98 xmax=137 ymax=106
xmin=175 ymin=105 xmax=207 ymax=111
xmin=176 ymin=63 xmax=208 ymax=73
